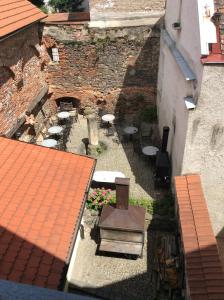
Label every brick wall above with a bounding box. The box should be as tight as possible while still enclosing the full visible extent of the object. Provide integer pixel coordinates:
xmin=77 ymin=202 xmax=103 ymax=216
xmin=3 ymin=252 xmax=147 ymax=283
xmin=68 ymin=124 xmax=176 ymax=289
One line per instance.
xmin=214 ymin=0 xmax=224 ymax=54
xmin=0 ymin=23 xmax=47 ymax=135
xmin=43 ymin=23 xmax=161 ymax=116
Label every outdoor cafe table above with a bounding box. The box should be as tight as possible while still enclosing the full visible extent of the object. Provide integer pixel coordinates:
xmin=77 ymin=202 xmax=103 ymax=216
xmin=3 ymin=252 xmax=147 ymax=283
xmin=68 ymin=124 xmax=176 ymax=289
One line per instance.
xmin=48 ymin=126 xmax=63 ymax=135
xmin=93 ymin=171 xmax=125 ymax=183
xmin=123 ymin=126 xmax=138 ymax=135
xmin=41 ymin=139 xmax=57 ymax=148
xmin=102 ymin=114 xmax=115 ymax=123
xmin=142 ymin=146 xmax=159 ymax=157
xmin=57 ymin=111 xmax=70 ymax=119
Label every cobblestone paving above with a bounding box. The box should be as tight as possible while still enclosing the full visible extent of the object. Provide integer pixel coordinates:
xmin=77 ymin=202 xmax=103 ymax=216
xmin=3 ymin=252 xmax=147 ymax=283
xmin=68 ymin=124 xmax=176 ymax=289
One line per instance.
xmin=69 ymin=210 xmax=154 ymax=300
xmin=66 ymin=115 xmax=162 ymax=200
xmin=66 ymin=116 xmax=170 ymax=300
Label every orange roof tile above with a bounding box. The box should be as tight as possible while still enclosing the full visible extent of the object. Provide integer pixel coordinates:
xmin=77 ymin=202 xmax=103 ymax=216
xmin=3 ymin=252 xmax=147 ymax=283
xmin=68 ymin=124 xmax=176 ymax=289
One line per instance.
xmin=0 ymin=137 xmax=95 ymax=289
xmin=0 ymin=0 xmax=46 ymax=38
xmin=175 ymin=175 xmax=224 ymax=300
xmin=43 ymin=12 xmax=90 ymax=24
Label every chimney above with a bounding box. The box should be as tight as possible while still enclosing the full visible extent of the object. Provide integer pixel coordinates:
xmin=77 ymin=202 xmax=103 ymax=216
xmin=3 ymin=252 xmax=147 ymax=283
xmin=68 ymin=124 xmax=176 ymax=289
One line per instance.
xmin=115 ymin=177 xmax=130 ymax=210
xmin=161 ymin=126 xmax=170 ymax=152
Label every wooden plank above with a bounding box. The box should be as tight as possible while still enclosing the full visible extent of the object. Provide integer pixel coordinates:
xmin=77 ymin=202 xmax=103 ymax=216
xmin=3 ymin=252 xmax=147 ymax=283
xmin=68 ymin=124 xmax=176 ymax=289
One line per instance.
xmin=99 ymin=239 xmax=143 ymax=256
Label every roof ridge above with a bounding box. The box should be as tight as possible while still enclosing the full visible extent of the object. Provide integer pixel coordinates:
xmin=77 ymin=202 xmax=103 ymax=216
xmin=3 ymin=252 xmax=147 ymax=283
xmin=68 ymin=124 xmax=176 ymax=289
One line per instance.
xmin=185 ymin=175 xmax=208 ymax=295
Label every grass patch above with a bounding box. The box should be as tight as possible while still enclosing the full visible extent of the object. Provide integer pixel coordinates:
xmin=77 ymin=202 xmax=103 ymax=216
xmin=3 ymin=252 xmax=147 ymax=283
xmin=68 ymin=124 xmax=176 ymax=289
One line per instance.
xmin=103 ymin=196 xmax=154 ymax=214
xmin=129 ymin=198 xmax=154 ymax=215
xmin=87 ymin=188 xmax=175 ymax=218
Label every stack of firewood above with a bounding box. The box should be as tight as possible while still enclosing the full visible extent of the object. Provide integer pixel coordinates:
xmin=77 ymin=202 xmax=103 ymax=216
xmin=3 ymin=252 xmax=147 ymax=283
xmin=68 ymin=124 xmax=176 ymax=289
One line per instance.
xmin=151 ymin=233 xmax=184 ymax=299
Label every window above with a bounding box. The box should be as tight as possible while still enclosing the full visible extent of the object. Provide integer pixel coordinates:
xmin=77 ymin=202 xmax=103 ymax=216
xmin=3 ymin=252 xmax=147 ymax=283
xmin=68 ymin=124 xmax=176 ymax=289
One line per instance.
xmin=52 ymin=48 xmax=59 ymax=62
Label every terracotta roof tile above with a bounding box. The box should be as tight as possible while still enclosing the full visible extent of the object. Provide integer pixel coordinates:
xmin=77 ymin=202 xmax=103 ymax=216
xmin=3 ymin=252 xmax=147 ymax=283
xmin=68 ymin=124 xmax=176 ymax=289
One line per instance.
xmin=0 ymin=0 xmax=46 ymax=38
xmin=0 ymin=137 xmax=95 ymax=289
xmin=175 ymin=174 xmax=224 ymax=299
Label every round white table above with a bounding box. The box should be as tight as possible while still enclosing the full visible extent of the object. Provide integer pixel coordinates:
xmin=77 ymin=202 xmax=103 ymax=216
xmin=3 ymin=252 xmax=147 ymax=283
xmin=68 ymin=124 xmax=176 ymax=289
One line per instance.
xmin=57 ymin=111 xmax=70 ymax=119
xmin=48 ymin=126 xmax=63 ymax=135
xmin=123 ymin=126 xmax=138 ymax=135
xmin=142 ymin=146 xmax=159 ymax=156
xmin=42 ymin=139 xmax=57 ymax=148
xmin=102 ymin=114 xmax=115 ymax=123
xmin=93 ymin=171 xmax=125 ymax=183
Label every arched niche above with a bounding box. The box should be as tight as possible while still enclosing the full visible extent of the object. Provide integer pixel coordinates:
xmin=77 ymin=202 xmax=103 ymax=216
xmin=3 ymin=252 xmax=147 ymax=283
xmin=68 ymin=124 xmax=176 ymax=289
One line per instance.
xmin=0 ymin=66 xmax=16 ymax=87
xmin=55 ymin=96 xmax=81 ymax=109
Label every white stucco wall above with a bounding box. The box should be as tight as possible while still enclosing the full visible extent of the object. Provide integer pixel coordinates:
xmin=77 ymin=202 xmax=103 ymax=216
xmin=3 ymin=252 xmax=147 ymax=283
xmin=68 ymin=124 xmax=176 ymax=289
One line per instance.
xmin=157 ymin=0 xmax=203 ymax=175
xmin=182 ymin=66 xmax=224 ymax=236
xmin=157 ymin=38 xmax=189 ymax=176
xmin=158 ymin=0 xmax=224 ymax=236
xmin=165 ymin=0 xmax=203 ymax=83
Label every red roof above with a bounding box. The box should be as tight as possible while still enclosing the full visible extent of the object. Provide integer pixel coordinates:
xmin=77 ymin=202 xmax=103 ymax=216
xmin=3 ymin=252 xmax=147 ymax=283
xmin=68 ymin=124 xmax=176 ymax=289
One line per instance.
xmin=43 ymin=12 xmax=90 ymax=24
xmin=0 ymin=0 xmax=46 ymax=38
xmin=0 ymin=137 xmax=95 ymax=289
xmin=175 ymin=175 xmax=224 ymax=300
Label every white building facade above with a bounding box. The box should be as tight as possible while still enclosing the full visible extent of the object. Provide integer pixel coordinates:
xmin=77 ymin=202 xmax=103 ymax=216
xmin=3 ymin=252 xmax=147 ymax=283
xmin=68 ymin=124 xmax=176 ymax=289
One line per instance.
xmin=157 ymin=0 xmax=224 ymax=235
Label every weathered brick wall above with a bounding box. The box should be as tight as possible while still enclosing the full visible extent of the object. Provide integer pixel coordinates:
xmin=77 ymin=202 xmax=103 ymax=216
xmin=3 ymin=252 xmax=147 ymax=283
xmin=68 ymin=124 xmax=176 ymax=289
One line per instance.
xmin=214 ymin=0 xmax=224 ymax=53
xmin=0 ymin=23 xmax=47 ymax=135
xmin=43 ymin=23 xmax=161 ymax=116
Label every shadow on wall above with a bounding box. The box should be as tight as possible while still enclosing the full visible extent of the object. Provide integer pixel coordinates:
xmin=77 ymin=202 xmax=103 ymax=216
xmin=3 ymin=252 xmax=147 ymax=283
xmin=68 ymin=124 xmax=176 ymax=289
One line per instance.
xmin=0 ymin=25 xmax=43 ymax=87
xmin=111 ymin=18 xmax=163 ymax=199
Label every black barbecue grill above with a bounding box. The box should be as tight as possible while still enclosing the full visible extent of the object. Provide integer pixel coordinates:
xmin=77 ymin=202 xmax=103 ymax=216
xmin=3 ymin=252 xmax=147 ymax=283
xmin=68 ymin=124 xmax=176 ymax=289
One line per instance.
xmin=154 ymin=126 xmax=171 ymax=188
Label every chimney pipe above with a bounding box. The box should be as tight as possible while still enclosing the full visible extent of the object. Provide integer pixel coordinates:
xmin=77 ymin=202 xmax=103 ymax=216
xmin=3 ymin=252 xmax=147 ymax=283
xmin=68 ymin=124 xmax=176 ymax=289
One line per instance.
xmin=161 ymin=126 xmax=170 ymax=152
xmin=115 ymin=177 xmax=130 ymax=210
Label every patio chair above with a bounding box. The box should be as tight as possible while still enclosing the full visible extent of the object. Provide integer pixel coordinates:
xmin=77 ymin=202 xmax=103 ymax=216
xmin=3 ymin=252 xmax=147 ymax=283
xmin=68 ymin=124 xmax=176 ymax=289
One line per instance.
xmin=106 ymin=126 xmax=115 ymax=137
xmin=121 ymin=134 xmax=130 ymax=144
xmin=132 ymin=133 xmax=142 ymax=155
xmin=69 ymin=109 xmax=79 ymax=123
xmin=59 ymin=101 xmax=73 ymax=112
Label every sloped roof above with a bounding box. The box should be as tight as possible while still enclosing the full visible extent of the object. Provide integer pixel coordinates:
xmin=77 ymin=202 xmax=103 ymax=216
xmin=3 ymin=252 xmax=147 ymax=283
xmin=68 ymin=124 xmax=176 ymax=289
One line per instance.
xmin=0 ymin=137 xmax=95 ymax=289
xmin=175 ymin=174 xmax=224 ymax=300
xmin=0 ymin=0 xmax=46 ymax=38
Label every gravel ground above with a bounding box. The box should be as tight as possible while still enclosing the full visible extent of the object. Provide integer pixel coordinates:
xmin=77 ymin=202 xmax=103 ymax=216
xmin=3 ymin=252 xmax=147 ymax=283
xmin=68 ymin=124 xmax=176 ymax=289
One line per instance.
xmin=69 ymin=210 xmax=154 ymax=300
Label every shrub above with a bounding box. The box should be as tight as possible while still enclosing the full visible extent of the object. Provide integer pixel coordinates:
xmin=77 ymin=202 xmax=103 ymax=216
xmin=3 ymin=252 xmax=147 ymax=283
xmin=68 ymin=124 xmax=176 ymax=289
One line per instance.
xmin=87 ymin=188 xmax=114 ymax=211
xmin=87 ymin=189 xmax=154 ymax=214
xmin=129 ymin=198 xmax=154 ymax=215
xmin=139 ymin=106 xmax=157 ymax=123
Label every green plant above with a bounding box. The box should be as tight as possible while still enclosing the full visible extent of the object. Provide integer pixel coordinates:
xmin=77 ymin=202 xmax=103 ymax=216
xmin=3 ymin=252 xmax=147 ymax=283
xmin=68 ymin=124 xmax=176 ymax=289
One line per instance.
xmin=40 ymin=5 xmax=48 ymax=13
xmin=129 ymin=197 xmax=154 ymax=214
xmin=49 ymin=0 xmax=84 ymax=12
xmin=87 ymin=188 xmax=114 ymax=211
xmin=139 ymin=105 xmax=157 ymax=123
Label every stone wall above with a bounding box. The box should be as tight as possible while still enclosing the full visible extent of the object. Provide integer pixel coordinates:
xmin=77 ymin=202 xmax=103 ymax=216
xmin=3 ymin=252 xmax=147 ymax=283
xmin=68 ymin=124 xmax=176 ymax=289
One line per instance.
xmin=0 ymin=23 xmax=47 ymax=135
xmin=17 ymin=95 xmax=57 ymax=142
xmin=43 ymin=22 xmax=161 ymax=117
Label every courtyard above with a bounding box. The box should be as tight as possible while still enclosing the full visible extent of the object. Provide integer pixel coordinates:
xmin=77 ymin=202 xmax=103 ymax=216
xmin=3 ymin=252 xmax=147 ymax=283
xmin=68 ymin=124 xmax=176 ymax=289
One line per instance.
xmin=58 ymin=113 xmax=180 ymax=299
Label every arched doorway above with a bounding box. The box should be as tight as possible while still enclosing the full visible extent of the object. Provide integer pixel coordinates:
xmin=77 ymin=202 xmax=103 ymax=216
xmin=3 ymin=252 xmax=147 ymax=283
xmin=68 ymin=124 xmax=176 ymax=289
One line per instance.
xmin=55 ymin=97 xmax=81 ymax=110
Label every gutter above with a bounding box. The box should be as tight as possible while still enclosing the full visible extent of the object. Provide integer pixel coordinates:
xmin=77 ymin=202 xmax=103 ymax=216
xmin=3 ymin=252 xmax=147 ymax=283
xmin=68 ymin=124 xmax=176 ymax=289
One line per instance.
xmin=161 ymin=29 xmax=196 ymax=81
